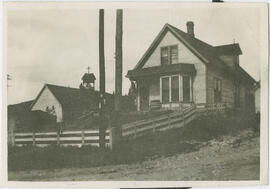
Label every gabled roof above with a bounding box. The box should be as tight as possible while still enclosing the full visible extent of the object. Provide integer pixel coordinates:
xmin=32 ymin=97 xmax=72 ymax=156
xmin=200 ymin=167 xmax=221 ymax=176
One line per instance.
xmin=129 ymin=23 xmax=255 ymax=84
xmin=127 ymin=63 xmax=196 ymax=79
xmin=134 ymin=23 xmax=210 ymax=69
xmin=82 ymin=73 xmax=96 ymax=83
xmin=30 ymin=84 xmax=114 ymax=114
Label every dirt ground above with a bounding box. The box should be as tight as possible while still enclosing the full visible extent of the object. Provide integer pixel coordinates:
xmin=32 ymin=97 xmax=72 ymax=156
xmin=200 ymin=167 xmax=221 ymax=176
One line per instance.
xmin=9 ymin=129 xmax=259 ymax=181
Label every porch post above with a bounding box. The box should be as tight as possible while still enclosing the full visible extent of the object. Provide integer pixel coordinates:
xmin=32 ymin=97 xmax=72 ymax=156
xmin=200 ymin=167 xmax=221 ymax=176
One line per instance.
xmin=190 ymin=76 xmax=193 ymax=102
xmin=137 ymin=81 xmax=140 ymax=111
xmin=179 ymin=75 xmax=183 ymax=102
xmin=159 ymin=77 xmax=162 ymax=104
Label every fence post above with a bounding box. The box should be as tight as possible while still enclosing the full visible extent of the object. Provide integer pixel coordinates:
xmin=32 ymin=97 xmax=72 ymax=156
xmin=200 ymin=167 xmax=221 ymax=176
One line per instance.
xmin=57 ymin=131 xmax=60 ymax=146
xmin=109 ymin=127 xmax=120 ymax=150
xmin=152 ymin=120 xmax=156 ymax=133
xmin=182 ymin=109 xmax=185 ymax=127
xmin=168 ymin=114 xmax=171 ymax=128
xmin=134 ymin=124 xmax=137 ymax=139
xmin=81 ymin=130 xmax=85 ymax=146
xmin=32 ymin=132 xmax=36 ymax=146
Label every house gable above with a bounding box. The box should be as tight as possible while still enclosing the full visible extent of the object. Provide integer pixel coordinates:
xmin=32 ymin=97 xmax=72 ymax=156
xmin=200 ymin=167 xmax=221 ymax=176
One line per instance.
xmin=143 ymin=30 xmax=204 ymax=68
xmin=31 ymin=85 xmax=63 ymax=122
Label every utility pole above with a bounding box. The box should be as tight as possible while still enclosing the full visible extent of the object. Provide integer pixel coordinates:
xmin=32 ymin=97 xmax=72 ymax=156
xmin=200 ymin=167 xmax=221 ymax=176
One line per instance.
xmin=99 ymin=9 xmax=106 ymax=149
xmin=109 ymin=9 xmax=123 ymax=150
xmin=115 ymin=9 xmax=123 ymax=112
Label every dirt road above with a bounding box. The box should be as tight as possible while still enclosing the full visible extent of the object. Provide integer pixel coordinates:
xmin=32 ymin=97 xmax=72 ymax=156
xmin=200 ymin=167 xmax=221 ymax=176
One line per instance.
xmin=9 ymin=130 xmax=259 ymax=181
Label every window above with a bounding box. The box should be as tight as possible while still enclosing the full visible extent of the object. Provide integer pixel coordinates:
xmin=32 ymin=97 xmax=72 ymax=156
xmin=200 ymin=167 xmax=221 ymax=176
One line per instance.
xmin=171 ymin=76 xmax=179 ymax=102
xmin=161 ymin=45 xmax=178 ymax=65
xmin=161 ymin=75 xmax=180 ymax=103
xmin=161 ymin=47 xmax=169 ymax=65
xmin=214 ymin=78 xmax=222 ymax=103
xmin=170 ymin=45 xmax=178 ymax=64
xmin=161 ymin=77 xmax=170 ymax=103
xmin=183 ymin=76 xmax=191 ymax=102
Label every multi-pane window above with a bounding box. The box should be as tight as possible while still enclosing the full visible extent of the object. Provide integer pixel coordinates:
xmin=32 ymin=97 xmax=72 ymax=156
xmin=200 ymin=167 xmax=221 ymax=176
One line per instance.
xmin=161 ymin=76 xmax=180 ymax=103
xmin=183 ymin=76 xmax=191 ymax=102
xmin=214 ymin=78 xmax=222 ymax=103
xmin=161 ymin=47 xmax=169 ymax=65
xmin=161 ymin=77 xmax=170 ymax=103
xmin=161 ymin=45 xmax=178 ymax=65
xmin=171 ymin=76 xmax=179 ymax=102
xmin=170 ymin=46 xmax=178 ymax=64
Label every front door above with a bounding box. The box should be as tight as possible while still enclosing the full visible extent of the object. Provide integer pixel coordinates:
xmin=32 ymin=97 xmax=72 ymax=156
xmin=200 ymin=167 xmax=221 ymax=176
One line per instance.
xmin=140 ymin=85 xmax=149 ymax=111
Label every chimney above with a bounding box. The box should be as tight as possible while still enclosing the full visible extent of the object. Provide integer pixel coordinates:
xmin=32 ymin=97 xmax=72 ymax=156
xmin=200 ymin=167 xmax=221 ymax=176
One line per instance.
xmin=186 ymin=21 xmax=195 ymax=37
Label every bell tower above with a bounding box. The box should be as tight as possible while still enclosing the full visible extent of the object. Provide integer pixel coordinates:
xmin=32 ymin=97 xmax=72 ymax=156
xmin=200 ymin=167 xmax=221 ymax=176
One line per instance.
xmin=80 ymin=67 xmax=96 ymax=90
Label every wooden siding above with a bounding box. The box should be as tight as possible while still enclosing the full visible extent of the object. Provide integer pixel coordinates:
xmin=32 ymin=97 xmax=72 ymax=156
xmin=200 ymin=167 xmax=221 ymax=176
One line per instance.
xmin=143 ymin=31 xmax=203 ymax=68
xmin=255 ymin=88 xmax=260 ymax=113
xmin=207 ymin=65 xmax=255 ymax=109
xmin=207 ymin=66 xmax=234 ymax=107
xmin=140 ymin=31 xmax=206 ymax=104
xmin=31 ymin=86 xmax=63 ymax=122
xmin=219 ymin=55 xmax=238 ymax=69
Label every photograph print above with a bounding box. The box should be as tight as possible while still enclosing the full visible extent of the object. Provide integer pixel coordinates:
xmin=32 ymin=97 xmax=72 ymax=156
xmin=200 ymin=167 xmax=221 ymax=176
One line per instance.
xmin=3 ymin=2 xmax=268 ymax=185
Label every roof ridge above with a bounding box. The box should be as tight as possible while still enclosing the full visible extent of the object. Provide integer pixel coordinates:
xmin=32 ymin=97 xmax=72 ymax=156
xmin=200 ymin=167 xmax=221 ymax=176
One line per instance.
xmin=45 ymin=83 xmax=79 ymax=90
xmin=167 ymin=23 xmax=214 ymax=48
xmin=214 ymin=43 xmax=240 ymax=48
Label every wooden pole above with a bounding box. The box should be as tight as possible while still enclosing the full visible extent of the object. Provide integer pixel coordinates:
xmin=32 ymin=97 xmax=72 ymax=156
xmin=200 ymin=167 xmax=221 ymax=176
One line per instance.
xmin=99 ymin=9 xmax=105 ymax=95
xmin=109 ymin=9 xmax=123 ymax=150
xmin=115 ymin=9 xmax=123 ymax=112
xmin=99 ymin=9 xmax=106 ymax=149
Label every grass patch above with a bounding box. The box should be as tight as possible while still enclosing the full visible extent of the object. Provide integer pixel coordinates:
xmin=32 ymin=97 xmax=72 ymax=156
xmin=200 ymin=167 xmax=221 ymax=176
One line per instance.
xmin=8 ymin=111 xmax=259 ymax=171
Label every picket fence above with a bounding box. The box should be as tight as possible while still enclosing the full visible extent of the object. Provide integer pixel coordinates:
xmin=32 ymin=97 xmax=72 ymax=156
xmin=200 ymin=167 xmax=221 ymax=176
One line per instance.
xmin=14 ymin=129 xmax=110 ymax=147
xmin=122 ymin=103 xmax=227 ymax=138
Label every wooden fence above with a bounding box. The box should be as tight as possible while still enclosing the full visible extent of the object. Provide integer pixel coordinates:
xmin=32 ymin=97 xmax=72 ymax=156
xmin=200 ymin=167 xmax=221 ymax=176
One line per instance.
xmin=14 ymin=129 xmax=110 ymax=147
xmin=122 ymin=103 xmax=227 ymax=138
xmin=13 ymin=103 xmax=226 ymax=147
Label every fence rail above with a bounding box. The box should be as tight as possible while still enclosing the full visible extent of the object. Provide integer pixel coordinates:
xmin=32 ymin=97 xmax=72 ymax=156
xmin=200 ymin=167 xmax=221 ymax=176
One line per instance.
xmin=122 ymin=103 xmax=227 ymax=138
xmin=13 ymin=103 xmax=227 ymax=147
xmin=14 ymin=129 xmax=110 ymax=147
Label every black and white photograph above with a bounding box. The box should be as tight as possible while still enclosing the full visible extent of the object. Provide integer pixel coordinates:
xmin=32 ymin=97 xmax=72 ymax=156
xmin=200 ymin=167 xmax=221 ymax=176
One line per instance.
xmin=2 ymin=1 xmax=268 ymax=186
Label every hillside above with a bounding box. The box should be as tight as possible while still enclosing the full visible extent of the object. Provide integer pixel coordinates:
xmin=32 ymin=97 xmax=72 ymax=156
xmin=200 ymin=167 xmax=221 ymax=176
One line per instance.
xmin=9 ymin=129 xmax=259 ymax=181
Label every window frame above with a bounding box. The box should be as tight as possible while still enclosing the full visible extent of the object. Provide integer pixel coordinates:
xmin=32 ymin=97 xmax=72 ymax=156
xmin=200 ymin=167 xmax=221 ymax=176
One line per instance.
xmin=160 ymin=45 xmax=178 ymax=65
xmin=213 ymin=77 xmax=222 ymax=103
xmin=182 ymin=75 xmax=192 ymax=103
xmin=160 ymin=74 xmax=193 ymax=103
xmin=161 ymin=76 xmax=170 ymax=103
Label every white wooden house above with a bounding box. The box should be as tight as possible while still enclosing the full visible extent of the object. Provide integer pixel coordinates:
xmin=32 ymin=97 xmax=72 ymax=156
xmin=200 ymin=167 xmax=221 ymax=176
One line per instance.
xmin=127 ymin=21 xmax=256 ymax=111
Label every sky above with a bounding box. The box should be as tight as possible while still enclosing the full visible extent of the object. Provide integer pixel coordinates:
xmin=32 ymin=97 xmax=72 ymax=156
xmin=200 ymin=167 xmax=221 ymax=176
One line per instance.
xmin=6 ymin=4 xmax=263 ymax=105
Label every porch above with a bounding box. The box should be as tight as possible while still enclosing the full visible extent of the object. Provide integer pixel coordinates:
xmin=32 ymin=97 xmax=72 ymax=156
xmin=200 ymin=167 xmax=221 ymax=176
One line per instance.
xmin=136 ymin=74 xmax=194 ymax=111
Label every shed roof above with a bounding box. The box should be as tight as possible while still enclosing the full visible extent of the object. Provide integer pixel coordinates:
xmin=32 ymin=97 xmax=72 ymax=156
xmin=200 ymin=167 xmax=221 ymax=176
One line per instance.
xmin=127 ymin=63 xmax=196 ymax=79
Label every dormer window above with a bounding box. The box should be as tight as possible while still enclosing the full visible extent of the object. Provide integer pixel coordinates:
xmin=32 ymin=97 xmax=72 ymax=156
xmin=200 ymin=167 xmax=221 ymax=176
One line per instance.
xmin=161 ymin=45 xmax=178 ymax=65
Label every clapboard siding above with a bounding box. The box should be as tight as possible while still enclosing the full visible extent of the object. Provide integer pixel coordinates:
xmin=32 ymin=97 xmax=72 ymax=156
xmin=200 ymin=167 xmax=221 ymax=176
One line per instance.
xmin=207 ymin=65 xmax=255 ymax=109
xmin=142 ymin=31 xmax=207 ymax=104
xmin=206 ymin=66 xmax=235 ymax=108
